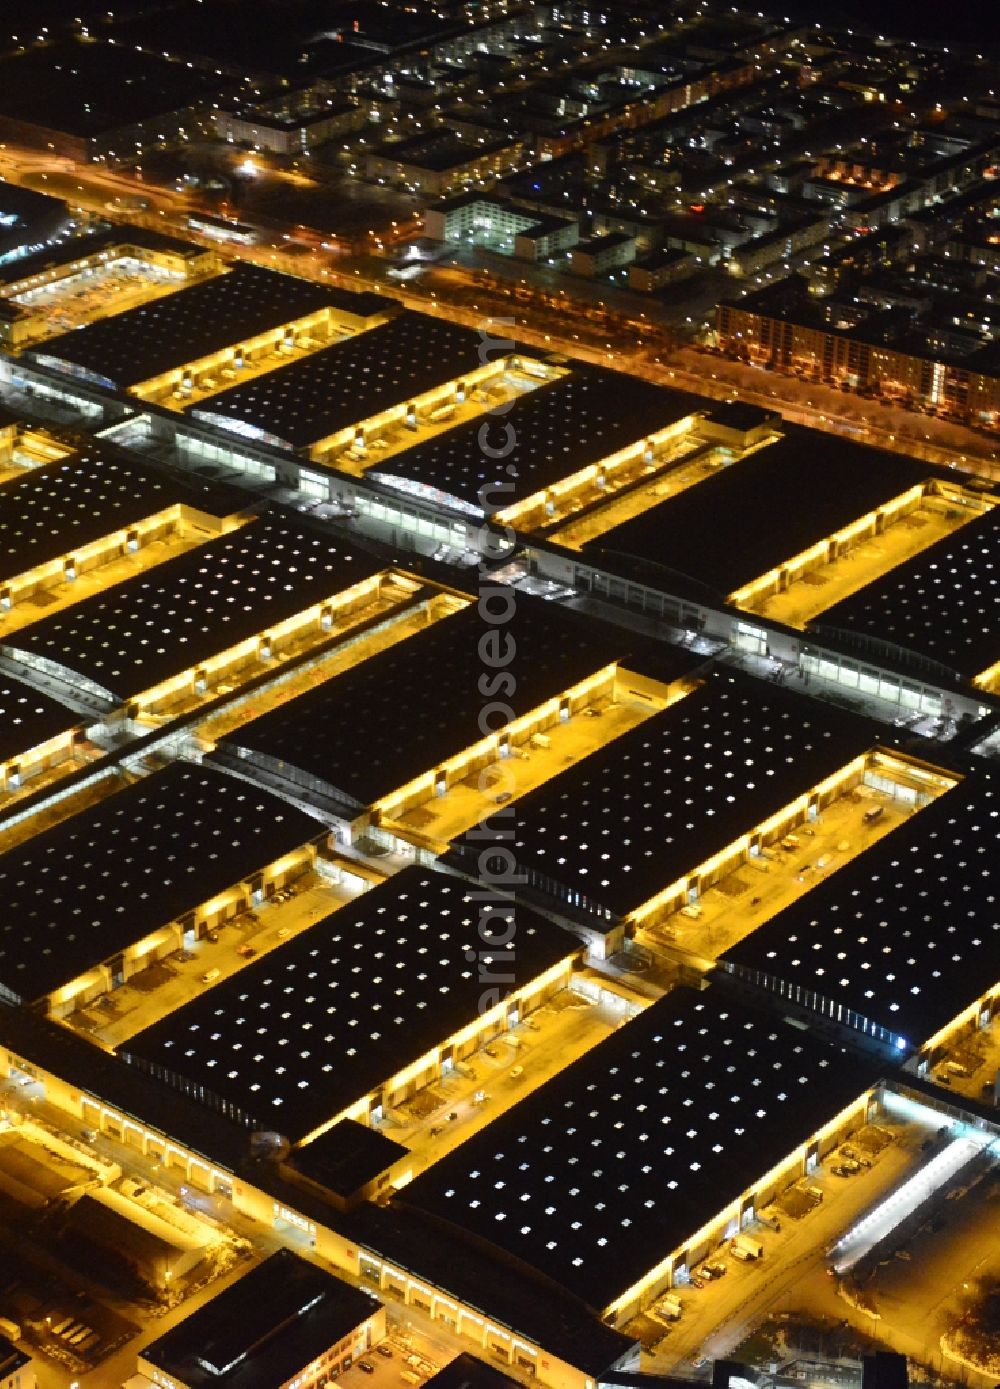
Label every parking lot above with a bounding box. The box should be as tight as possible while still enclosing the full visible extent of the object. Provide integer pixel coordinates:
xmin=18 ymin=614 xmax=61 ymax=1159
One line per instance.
xmin=338 ymin=1320 xmax=448 ymax=1389
xmin=924 ymin=1016 xmax=1000 ymax=1107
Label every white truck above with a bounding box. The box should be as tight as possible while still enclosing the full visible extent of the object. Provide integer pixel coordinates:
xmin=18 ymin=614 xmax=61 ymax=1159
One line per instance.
xmin=657 ymin=1294 xmax=683 ymax=1321
xmin=731 ymin=1234 xmax=763 ymax=1261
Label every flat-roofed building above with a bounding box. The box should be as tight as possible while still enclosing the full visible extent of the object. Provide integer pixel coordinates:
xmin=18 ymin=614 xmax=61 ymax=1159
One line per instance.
xmin=451 ymin=672 xmax=882 ymax=951
xmin=574 ymin=427 xmax=994 ymax=636
xmin=135 ymin=1249 xmax=384 ymax=1389
xmin=281 ymin=1119 xmax=411 ymax=1212
xmin=581 ymin=430 xmax=935 ymax=604
xmin=721 ymin=770 xmax=1000 ymax=1060
xmin=0 ymin=1003 xmax=640 ymax=1388
xmin=123 ymin=866 xmax=581 ymax=1144
xmin=214 ymin=96 xmax=365 ymax=154
xmin=190 ymin=311 xmax=490 ymax=456
xmin=424 ymin=1354 xmax=520 ymax=1389
xmin=401 ymin=985 xmax=882 ymax=1324
xmin=371 ymin=367 xmax=707 ymax=526
xmin=628 ymin=248 xmax=700 ymax=292
xmin=811 ymin=505 xmax=1000 ymax=692
xmin=0 ymin=760 xmax=325 ymax=1014
xmin=423 ymin=193 xmax=579 ymax=261
xmin=59 ymin=1187 xmax=210 ymax=1293
xmin=569 ymin=233 xmax=637 ymax=277
xmin=0 ymin=226 xmax=221 ymax=348
xmin=0 ymin=1334 xmax=33 ymax=1389
xmin=0 ymin=183 xmax=72 ymax=271
xmin=215 ymin=595 xmax=636 ymax=832
xmin=0 ymin=38 xmax=234 ymax=162
xmin=29 ymin=265 xmax=393 ymax=401
xmin=2 ymin=512 xmax=394 ymax=715
xmin=0 ymin=444 xmax=247 ymax=624
xmin=366 ymin=131 xmax=525 ymax=197
xmin=0 ymin=672 xmax=83 ymax=798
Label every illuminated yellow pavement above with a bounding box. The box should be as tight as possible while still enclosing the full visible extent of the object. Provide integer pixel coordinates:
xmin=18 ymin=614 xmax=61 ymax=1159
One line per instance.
xmin=387 ymin=682 xmax=676 ymax=849
xmin=191 ymin=591 xmax=461 ymax=740
xmin=639 ymin=772 xmax=950 ymax=966
xmin=0 ymin=522 xmax=228 ymax=641
xmin=548 ymin=443 xmax=725 ymax=549
xmin=749 ymin=501 xmax=986 ymax=630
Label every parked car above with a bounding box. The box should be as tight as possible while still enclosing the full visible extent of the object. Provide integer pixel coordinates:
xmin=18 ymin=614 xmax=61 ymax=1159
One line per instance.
xmin=701 ymin=1262 xmax=727 ymax=1279
xmin=840 ymin=1146 xmax=871 ymax=1168
xmin=358 ymin=1361 xmax=375 ymax=1375
xmin=375 ymin=1345 xmax=393 ymax=1359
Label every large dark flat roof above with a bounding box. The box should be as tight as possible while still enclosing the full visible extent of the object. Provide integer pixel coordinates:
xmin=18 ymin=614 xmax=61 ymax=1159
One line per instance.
xmin=6 ymin=512 xmax=385 ymax=701
xmin=425 ymin=1355 xmax=520 ymax=1389
xmin=374 ymin=368 xmax=707 ymax=514
xmin=811 ymin=505 xmax=1000 ymax=681
xmin=190 ymin=312 xmax=485 ymax=450
xmin=457 ymin=673 xmax=878 ymax=920
xmin=142 ymin=1249 xmax=380 ymax=1389
xmin=343 ymin=1201 xmax=637 ymax=1377
xmin=0 ymin=760 xmax=322 ymax=1004
xmin=0 ymin=672 xmax=80 ymax=764
xmin=582 ymin=429 xmax=934 ymax=597
xmin=288 ymin=1118 xmax=408 ymax=1200
xmin=403 ymin=985 xmax=881 ymax=1310
xmin=0 ymin=444 xmax=245 ymax=587
xmin=0 ymin=180 xmax=67 ymax=225
xmin=32 ymin=265 xmax=346 ymax=390
xmin=123 ymin=866 xmax=578 ymax=1142
xmin=220 ymin=596 xmax=633 ymax=810
xmin=722 ymin=771 xmax=1000 ymax=1050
